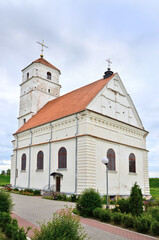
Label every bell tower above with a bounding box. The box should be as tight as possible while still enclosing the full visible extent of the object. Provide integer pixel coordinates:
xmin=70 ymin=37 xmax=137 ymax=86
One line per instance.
xmin=18 ymin=57 xmax=61 ymax=128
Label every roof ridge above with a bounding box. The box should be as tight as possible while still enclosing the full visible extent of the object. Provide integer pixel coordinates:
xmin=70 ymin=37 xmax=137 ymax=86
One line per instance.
xmin=15 ymin=73 xmax=116 ymax=134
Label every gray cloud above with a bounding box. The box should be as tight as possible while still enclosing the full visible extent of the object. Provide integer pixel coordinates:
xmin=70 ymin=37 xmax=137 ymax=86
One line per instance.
xmin=0 ymin=0 xmax=159 ymax=176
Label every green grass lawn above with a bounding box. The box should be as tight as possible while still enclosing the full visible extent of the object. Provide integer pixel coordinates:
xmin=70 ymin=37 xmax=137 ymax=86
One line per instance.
xmin=0 ymin=175 xmax=10 ymax=186
xmin=150 ymin=188 xmax=159 ymax=199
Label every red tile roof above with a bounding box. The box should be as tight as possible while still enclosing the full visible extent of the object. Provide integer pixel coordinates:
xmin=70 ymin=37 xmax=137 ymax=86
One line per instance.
xmin=16 ymin=74 xmax=115 ymax=134
xmin=33 ymin=58 xmax=60 ymax=73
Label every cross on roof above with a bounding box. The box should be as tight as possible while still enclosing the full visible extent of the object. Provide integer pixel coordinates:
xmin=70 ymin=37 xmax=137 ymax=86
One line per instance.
xmin=106 ymin=58 xmax=112 ymax=70
xmin=37 ymin=40 xmax=48 ymax=58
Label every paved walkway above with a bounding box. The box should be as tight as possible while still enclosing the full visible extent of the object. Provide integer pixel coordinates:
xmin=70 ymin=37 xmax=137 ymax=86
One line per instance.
xmin=11 ymin=193 xmax=157 ymax=240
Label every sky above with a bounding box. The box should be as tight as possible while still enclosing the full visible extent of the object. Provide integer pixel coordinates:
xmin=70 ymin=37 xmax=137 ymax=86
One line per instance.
xmin=0 ymin=0 xmax=159 ymax=177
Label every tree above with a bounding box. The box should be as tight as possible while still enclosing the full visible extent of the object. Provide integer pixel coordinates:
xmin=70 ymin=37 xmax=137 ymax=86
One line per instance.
xmin=6 ymin=169 xmax=10 ymax=176
xmin=129 ymin=182 xmax=143 ymax=216
xmin=1 ymin=170 xmax=5 ymax=175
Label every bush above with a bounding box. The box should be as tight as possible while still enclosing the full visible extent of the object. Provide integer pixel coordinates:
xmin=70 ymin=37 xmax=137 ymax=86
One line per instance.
xmin=92 ymin=208 xmax=103 ymax=219
xmin=24 ymin=189 xmax=34 ymax=193
xmin=129 ymin=182 xmax=143 ymax=216
xmin=0 ymin=212 xmax=11 ymax=231
xmin=148 ymin=207 xmax=159 ymax=221
xmin=113 ymin=198 xmax=130 ymax=214
xmin=122 ymin=213 xmax=134 ymax=228
xmin=151 ymin=220 xmax=159 ymax=235
xmin=134 ymin=215 xmax=151 ymax=233
xmin=32 ymin=208 xmax=88 ymax=240
xmin=112 ymin=212 xmax=123 ymax=225
xmin=33 ymin=190 xmax=41 ymax=196
xmin=0 ymin=189 xmax=13 ymax=212
xmin=76 ymin=188 xmax=102 ymax=217
xmin=71 ymin=194 xmax=77 ymax=202
xmin=99 ymin=209 xmax=111 ymax=222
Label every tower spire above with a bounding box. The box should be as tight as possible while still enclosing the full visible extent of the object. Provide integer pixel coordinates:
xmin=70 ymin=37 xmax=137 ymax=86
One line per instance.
xmin=37 ymin=40 xmax=48 ymax=58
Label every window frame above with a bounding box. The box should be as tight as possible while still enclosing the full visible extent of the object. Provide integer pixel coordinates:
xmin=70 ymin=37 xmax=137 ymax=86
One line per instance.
xmin=58 ymin=147 xmax=67 ymax=169
xmin=129 ymin=153 xmax=136 ymax=173
xmin=21 ymin=153 xmax=26 ymax=171
xmin=107 ymin=148 xmax=116 ymax=171
xmin=47 ymin=72 xmax=51 ymax=80
xmin=37 ymin=151 xmax=44 ymax=170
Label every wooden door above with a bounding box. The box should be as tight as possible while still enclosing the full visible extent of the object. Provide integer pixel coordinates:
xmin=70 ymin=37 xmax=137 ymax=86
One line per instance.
xmin=56 ymin=177 xmax=60 ymax=192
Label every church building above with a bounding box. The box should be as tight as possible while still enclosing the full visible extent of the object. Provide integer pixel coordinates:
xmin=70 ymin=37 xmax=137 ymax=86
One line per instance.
xmin=10 ymin=53 xmax=150 ymax=198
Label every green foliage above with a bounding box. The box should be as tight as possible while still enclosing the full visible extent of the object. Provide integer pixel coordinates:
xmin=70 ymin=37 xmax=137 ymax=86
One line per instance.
xmin=148 ymin=207 xmax=159 ymax=221
xmin=34 ymin=190 xmax=41 ymax=196
xmin=32 ymin=208 xmax=88 ymax=240
xmin=0 ymin=212 xmax=30 ymax=239
xmin=71 ymin=194 xmax=77 ymax=202
xmin=150 ymin=188 xmax=159 ymax=199
xmin=129 ymin=182 xmax=143 ymax=216
xmin=0 ymin=189 xmax=13 ymax=212
xmin=122 ymin=213 xmax=134 ymax=228
xmin=113 ymin=198 xmax=130 ymax=214
xmin=24 ymin=188 xmax=34 ymax=193
xmin=99 ymin=209 xmax=111 ymax=222
xmin=151 ymin=220 xmax=159 ymax=235
xmin=112 ymin=212 xmax=123 ymax=225
xmin=6 ymin=169 xmax=10 ymax=176
xmin=134 ymin=215 xmax=151 ymax=233
xmin=1 ymin=171 xmax=5 ymax=175
xmin=0 ymin=175 xmax=10 ymax=186
xmin=149 ymin=178 xmax=159 ymax=188
xmin=0 ymin=212 xmax=12 ymax=232
xmin=92 ymin=208 xmax=103 ymax=219
xmin=76 ymin=188 xmax=102 ymax=217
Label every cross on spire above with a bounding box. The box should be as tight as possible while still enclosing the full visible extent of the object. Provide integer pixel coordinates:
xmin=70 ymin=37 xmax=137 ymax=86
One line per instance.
xmin=37 ymin=40 xmax=48 ymax=58
xmin=106 ymin=58 xmax=112 ymax=70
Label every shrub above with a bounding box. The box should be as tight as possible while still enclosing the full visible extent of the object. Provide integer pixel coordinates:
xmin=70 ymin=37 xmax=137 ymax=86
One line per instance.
xmin=92 ymin=208 xmax=103 ymax=219
xmin=112 ymin=212 xmax=123 ymax=225
xmin=151 ymin=220 xmax=159 ymax=235
xmin=71 ymin=194 xmax=77 ymax=202
xmin=32 ymin=208 xmax=88 ymax=240
xmin=34 ymin=190 xmax=41 ymax=196
xmin=148 ymin=207 xmax=159 ymax=221
xmin=135 ymin=215 xmax=151 ymax=233
xmin=14 ymin=188 xmax=19 ymax=191
xmin=76 ymin=188 xmax=102 ymax=217
xmin=24 ymin=189 xmax=34 ymax=193
xmin=0 ymin=189 xmax=13 ymax=212
xmin=0 ymin=211 xmax=11 ymax=231
xmin=129 ymin=182 xmax=143 ymax=216
xmin=113 ymin=198 xmax=130 ymax=214
xmin=99 ymin=209 xmax=111 ymax=222
xmin=122 ymin=213 xmax=134 ymax=228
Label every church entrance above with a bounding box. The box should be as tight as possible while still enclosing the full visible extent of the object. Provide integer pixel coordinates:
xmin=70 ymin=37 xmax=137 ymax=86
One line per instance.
xmin=56 ymin=176 xmax=61 ymax=192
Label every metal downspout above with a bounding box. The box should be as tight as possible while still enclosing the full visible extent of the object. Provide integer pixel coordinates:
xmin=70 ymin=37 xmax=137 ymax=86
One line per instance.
xmin=48 ymin=123 xmax=53 ymax=190
xmin=75 ymin=113 xmax=78 ymax=193
xmin=28 ymin=130 xmax=33 ymax=188
xmin=14 ymin=135 xmax=18 ymax=187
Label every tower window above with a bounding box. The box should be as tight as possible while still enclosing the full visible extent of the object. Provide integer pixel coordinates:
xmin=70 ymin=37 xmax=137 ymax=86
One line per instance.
xmin=23 ymin=118 xmax=26 ymax=124
xmin=48 ymin=89 xmax=50 ymax=93
xmin=47 ymin=72 xmax=51 ymax=80
xmin=27 ymin=72 xmax=29 ymax=80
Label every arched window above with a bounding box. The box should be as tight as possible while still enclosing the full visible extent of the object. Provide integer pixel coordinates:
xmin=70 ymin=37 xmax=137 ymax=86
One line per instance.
xmin=27 ymin=72 xmax=29 ymax=80
xmin=21 ymin=153 xmax=26 ymax=171
xmin=47 ymin=72 xmax=51 ymax=80
xmin=107 ymin=149 xmax=115 ymax=170
xmin=23 ymin=118 xmax=26 ymax=124
xmin=58 ymin=147 xmax=67 ymax=168
xmin=37 ymin=151 xmax=44 ymax=170
xmin=129 ymin=153 xmax=136 ymax=173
